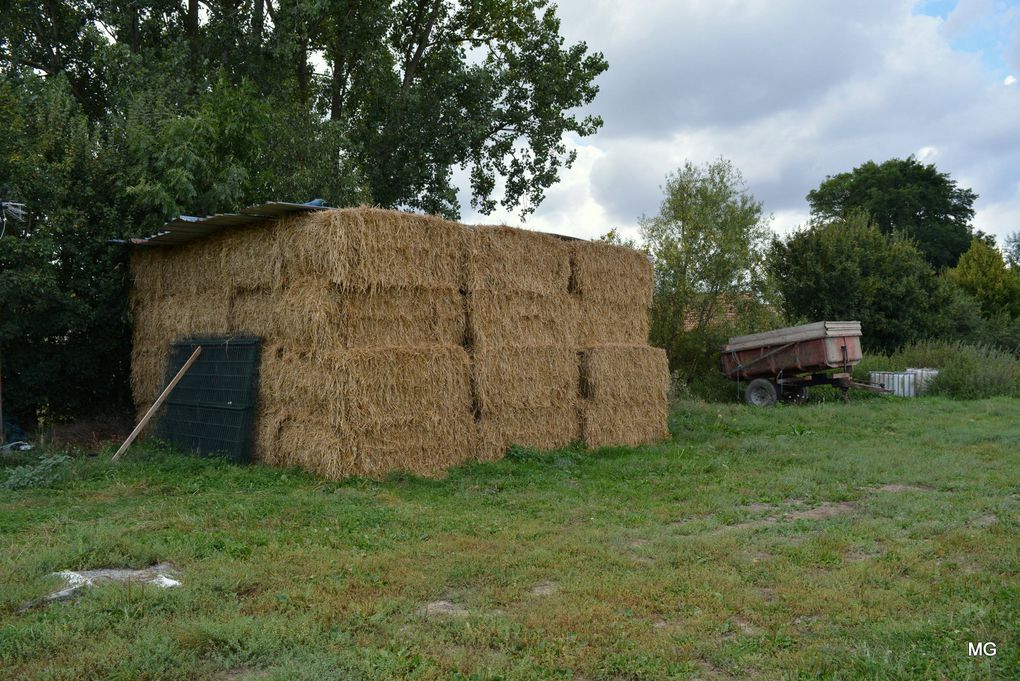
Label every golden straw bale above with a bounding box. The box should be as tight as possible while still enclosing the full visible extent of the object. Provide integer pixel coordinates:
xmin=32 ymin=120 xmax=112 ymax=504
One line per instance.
xmin=473 ymin=346 xmax=578 ymax=411
xmin=575 ymin=298 xmax=650 ymax=347
xmin=477 ymin=404 xmax=580 ymax=461
xmin=130 ymin=347 xmax=167 ymax=410
xmin=251 ymin=405 xmax=286 ymax=465
xmin=570 ymin=240 xmax=652 ymax=307
xmin=467 ymin=290 xmax=576 ymax=349
xmin=275 ymin=417 xmax=359 ymax=479
xmin=347 ymin=414 xmax=477 ymax=478
xmin=217 ymin=219 xmax=284 ymax=292
xmin=258 ymin=346 xmax=472 ymax=429
xmin=130 ymin=248 xmax=173 ymax=297
xmin=278 ymin=208 xmax=465 ymax=291
xmin=466 ymin=226 xmax=570 ymax=295
xmin=238 ymin=281 xmax=465 ymax=350
xmin=580 ymin=345 xmax=668 ymax=403
xmin=580 ymin=400 xmax=668 ymax=448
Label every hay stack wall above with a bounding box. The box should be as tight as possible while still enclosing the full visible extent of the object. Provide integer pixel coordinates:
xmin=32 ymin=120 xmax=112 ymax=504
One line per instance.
xmin=130 ymin=208 xmax=667 ymax=478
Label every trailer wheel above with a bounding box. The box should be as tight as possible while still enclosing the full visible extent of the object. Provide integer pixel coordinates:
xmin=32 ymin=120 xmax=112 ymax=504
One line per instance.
xmin=745 ymin=378 xmax=778 ymax=407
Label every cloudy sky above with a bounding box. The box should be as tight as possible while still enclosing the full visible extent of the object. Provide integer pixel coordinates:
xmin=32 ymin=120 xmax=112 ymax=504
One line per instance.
xmin=459 ymin=0 xmax=1020 ymax=244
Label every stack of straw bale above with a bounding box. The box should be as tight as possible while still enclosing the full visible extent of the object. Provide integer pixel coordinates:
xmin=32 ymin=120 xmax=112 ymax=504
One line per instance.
xmin=131 ymin=209 xmax=475 ymax=477
xmin=465 ymin=227 xmax=579 ymax=458
xmin=130 ymin=207 xmax=667 ymax=478
xmin=570 ymin=240 xmax=666 ymax=447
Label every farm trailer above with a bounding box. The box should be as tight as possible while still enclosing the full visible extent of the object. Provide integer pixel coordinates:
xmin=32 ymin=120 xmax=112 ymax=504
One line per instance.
xmin=720 ymin=321 xmax=888 ymax=406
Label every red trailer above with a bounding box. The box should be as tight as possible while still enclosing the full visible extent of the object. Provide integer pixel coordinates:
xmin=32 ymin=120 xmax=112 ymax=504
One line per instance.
xmin=720 ymin=321 xmax=884 ymax=406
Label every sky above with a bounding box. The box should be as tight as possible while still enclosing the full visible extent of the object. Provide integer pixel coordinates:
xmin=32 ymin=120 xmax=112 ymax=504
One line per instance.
xmin=457 ymin=0 xmax=1020 ymax=244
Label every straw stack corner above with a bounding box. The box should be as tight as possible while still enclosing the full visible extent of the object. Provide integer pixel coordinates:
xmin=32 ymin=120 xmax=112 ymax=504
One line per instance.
xmin=130 ymin=207 xmax=668 ymax=478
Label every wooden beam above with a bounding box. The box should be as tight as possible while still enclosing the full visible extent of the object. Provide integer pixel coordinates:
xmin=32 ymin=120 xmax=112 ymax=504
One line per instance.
xmin=112 ymin=346 xmax=202 ymax=462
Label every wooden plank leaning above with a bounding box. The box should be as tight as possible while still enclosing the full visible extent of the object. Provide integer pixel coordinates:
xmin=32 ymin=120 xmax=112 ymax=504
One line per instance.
xmin=112 ymin=346 xmax=203 ymax=462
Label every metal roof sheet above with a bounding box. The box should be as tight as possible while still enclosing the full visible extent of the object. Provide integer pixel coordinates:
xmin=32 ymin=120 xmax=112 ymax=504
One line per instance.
xmin=124 ymin=201 xmax=329 ymax=247
xmin=118 ymin=200 xmax=585 ymax=247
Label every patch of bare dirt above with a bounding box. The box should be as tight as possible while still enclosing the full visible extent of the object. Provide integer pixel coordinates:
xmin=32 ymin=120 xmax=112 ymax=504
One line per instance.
xmin=530 ymin=581 xmax=558 ymax=596
xmin=874 ymin=484 xmax=929 ymax=493
xmin=972 ymin=514 xmax=998 ymax=528
xmin=217 ymin=668 xmax=268 ymax=680
xmin=421 ymin=600 xmax=468 ymax=617
xmin=785 ymin=501 xmax=856 ymax=520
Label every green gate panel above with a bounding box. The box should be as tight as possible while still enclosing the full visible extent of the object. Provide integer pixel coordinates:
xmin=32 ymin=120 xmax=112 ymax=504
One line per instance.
xmin=156 ymin=336 xmax=260 ymax=463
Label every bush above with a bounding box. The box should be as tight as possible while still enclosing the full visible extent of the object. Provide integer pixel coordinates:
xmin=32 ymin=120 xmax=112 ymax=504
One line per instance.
xmin=854 ymin=340 xmax=1020 ymax=399
xmin=2 ymin=453 xmax=72 ymax=490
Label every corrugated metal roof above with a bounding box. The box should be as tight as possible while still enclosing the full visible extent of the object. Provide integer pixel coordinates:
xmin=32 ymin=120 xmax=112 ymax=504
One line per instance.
xmin=124 ymin=201 xmax=329 ymax=247
xmin=118 ymin=200 xmax=586 ymax=247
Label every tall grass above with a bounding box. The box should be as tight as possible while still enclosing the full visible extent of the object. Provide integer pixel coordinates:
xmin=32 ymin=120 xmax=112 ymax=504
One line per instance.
xmin=855 ymin=339 xmax=1020 ymax=399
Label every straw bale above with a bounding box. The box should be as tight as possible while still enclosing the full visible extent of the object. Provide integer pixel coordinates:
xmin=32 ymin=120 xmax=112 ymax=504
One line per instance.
xmin=130 ymin=248 xmax=174 ymax=297
xmin=252 ymin=405 xmax=286 ymax=465
xmin=570 ymin=240 xmax=652 ymax=307
xmin=273 ymin=417 xmax=359 ymax=479
xmin=216 ymin=220 xmax=284 ymax=292
xmin=575 ymin=298 xmax=650 ymax=347
xmin=279 ymin=208 xmax=465 ymax=291
xmin=347 ymin=414 xmax=477 ymax=478
xmin=259 ymin=346 xmax=472 ymax=428
xmin=242 ymin=280 xmax=466 ymax=350
xmin=130 ymin=346 xmax=167 ymax=409
xmin=473 ymin=346 xmax=578 ymax=411
xmin=580 ymin=400 xmax=668 ymax=448
xmin=467 ymin=290 xmax=576 ymax=349
xmin=580 ymin=345 xmax=668 ymax=403
xmin=476 ymin=404 xmax=580 ymax=461
xmin=466 ymin=226 xmax=570 ymax=295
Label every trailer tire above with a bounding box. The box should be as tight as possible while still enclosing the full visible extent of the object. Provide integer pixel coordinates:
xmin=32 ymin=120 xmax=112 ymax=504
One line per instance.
xmin=745 ymin=378 xmax=778 ymax=407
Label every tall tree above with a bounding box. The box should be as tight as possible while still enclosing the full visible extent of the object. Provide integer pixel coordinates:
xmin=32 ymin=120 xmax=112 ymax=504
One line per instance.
xmin=769 ymin=212 xmax=946 ymax=353
xmin=806 ymin=157 xmax=977 ymax=269
xmin=0 ymin=0 xmax=608 ymax=423
xmin=946 ymin=239 xmax=1020 ymax=320
xmin=641 ymin=159 xmax=775 ymax=375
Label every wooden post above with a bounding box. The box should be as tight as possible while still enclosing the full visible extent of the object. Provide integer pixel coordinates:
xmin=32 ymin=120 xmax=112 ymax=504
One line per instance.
xmin=112 ymin=346 xmax=202 ymax=462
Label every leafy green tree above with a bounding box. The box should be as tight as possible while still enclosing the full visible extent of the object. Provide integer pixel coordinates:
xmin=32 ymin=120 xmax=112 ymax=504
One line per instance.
xmin=946 ymin=239 xmax=1020 ymax=319
xmin=0 ymin=0 xmax=608 ymax=423
xmin=806 ymin=157 xmax=977 ymax=269
xmin=769 ymin=212 xmax=945 ymax=353
xmin=1004 ymin=232 xmax=1020 ymax=270
xmin=641 ymin=159 xmax=776 ymax=375
xmin=0 ymin=76 xmax=131 ymax=424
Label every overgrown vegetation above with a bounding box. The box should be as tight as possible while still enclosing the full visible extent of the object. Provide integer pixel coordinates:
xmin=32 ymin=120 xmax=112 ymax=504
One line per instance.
xmin=2 ymin=399 xmax=1017 ymax=679
xmin=856 ymin=339 xmax=1020 ymax=399
xmin=638 ymin=158 xmax=780 ymax=384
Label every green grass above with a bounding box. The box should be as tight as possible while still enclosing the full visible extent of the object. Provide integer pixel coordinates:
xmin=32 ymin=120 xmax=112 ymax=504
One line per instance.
xmin=2 ymin=398 xmax=1018 ymax=680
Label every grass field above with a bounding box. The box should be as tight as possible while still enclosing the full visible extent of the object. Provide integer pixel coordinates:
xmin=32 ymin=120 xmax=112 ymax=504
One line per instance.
xmin=2 ymin=398 xmax=1018 ymax=680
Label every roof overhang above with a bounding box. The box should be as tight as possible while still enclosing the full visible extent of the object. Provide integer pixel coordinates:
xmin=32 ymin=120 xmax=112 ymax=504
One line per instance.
xmin=115 ymin=201 xmax=329 ymax=247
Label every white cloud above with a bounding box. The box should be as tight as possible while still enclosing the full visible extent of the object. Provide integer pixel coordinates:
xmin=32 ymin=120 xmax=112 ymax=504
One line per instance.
xmin=461 ymin=0 xmax=1020 ymax=245
xmin=1006 ymin=74 xmax=1018 ymax=85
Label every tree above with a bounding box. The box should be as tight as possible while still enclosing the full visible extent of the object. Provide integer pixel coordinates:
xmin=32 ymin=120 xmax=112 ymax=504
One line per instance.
xmin=1 ymin=0 xmax=607 ymax=219
xmin=0 ymin=0 xmax=608 ymax=424
xmin=1004 ymin=232 xmax=1020 ymax=270
xmin=946 ymin=239 xmax=1020 ymax=320
xmin=806 ymin=157 xmax=977 ymax=269
xmin=640 ymin=159 xmax=775 ymax=376
xmin=769 ymin=212 xmax=945 ymax=353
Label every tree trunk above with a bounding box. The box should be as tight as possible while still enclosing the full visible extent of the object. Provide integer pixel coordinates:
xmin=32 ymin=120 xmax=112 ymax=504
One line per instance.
xmin=253 ymin=0 xmax=263 ymax=43
xmin=296 ymin=37 xmax=309 ymax=102
xmin=330 ymin=58 xmax=347 ymax=120
xmin=187 ymin=0 xmax=199 ymax=38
